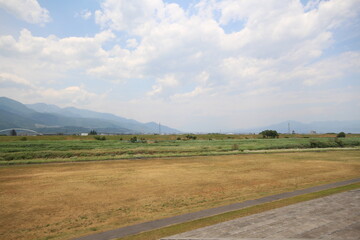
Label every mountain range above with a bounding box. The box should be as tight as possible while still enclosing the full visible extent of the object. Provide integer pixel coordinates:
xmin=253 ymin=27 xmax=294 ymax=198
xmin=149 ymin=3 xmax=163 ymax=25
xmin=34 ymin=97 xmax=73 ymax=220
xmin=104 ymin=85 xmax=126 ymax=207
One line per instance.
xmin=1 ymin=96 xmax=359 ymax=135
xmin=0 ymin=97 xmax=181 ymax=134
xmin=235 ymin=120 xmax=360 ymax=134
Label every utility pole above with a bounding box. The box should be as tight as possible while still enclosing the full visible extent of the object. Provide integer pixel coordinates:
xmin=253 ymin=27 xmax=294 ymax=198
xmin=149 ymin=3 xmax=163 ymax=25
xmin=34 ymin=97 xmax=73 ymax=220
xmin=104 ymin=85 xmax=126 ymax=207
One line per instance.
xmin=159 ymin=122 xmax=161 ymax=135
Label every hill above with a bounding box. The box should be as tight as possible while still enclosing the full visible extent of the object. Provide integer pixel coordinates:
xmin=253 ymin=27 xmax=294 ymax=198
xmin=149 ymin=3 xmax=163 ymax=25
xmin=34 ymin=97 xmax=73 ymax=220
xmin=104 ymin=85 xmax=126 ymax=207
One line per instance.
xmin=0 ymin=97 xmax=181 ymax=134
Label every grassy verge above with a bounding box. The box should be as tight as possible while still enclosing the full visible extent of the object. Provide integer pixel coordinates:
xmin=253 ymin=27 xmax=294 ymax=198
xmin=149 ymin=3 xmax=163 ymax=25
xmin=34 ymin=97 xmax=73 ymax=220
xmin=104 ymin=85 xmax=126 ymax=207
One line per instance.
xmin=2 ymin=133 xmax=359 ymax=142
xmin=1 ymin=136 xmax=359 ymax=165
xmin=118 ymin=183 xmax=360 ymax=240
xmin=1 ymin=147 xmax=359 ymax=166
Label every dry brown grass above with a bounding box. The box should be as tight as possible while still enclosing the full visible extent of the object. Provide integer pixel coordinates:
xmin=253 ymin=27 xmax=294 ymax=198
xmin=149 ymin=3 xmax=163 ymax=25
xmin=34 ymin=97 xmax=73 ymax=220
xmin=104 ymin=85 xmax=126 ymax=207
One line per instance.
xmin=0 ymin=150 xmax=359 ymax=240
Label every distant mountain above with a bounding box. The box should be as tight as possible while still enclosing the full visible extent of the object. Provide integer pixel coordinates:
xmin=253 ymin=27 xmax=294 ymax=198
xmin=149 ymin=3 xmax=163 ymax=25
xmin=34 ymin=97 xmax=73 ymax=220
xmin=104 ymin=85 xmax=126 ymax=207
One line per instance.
xmin=0 ymin=96 xmax=36 ymax=116
xmin=0 ymin=97 xmax=181 ymax=134
xmin=25 ymin=102 xmax=62 ymax=114
xmin=236 ymin=120 xmax=360 ymax=134
xmin=144 ymin=122 xmax=178 ymax=134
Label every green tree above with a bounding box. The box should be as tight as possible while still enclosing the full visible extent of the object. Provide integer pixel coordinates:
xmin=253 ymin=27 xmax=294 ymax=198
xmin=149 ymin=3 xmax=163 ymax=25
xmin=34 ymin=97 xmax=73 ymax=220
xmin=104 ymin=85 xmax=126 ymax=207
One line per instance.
xmin=337 ymin=132 xmax=346 ymax=138
xmin=89 ymin=130 xmax=97 ymax=135
xmin=259 ymin=130 xmax=279 ymax=138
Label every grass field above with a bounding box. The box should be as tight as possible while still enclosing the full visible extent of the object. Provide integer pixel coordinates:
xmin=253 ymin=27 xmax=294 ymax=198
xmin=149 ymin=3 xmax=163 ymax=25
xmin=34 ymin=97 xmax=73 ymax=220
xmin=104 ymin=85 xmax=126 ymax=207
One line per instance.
xmin=1 ymin=150 xmax=359 ymax=240
xmin=1 ymin=134 xmax=359 ymax=165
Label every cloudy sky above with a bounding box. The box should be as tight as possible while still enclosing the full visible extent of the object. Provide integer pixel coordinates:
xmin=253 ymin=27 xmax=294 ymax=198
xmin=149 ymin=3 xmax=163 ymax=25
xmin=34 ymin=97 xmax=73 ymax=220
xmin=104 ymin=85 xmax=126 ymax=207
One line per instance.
xmin=0 ymin=0 xmax=359 ymax=132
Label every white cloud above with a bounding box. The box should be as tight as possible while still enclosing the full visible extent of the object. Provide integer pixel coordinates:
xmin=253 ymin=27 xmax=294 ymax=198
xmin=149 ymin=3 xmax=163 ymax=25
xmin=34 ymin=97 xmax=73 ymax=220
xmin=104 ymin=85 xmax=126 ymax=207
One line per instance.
xmin=75 ymin=9 xmax=92 ymax=20
xmin=147 ymin=74 xmax=179 ymax=96
xmin=0 ymin=83 xmax=101 ymax=108
xmin=304 ymin=0 xmax=321 ymax=12
xmin=0 ymin=29 xmax=115 ymax=83
xmin=90 ymin=0 xmax=360 ymax=88
xmin=0 ymin=0 xmax=50 ymax=24
xmin=157 ymin=74 xmax=179 ymax=87
xmin=95 ymin=0 xmax=164 ymax=33
xmin=172 ymin=86 xmax=211 ymax=100
xmin=40 ymin=86 xmax=99 ymax=105
xmin=85 ymin=0 xmax=360 ymax=130
xmin=0 ymin=72 xmax=33 ymax=87
xmin=1 ymin=0 xmax=360 ymax=131
xmin=126 ymin=38 xmax=139 ymax=48
xmin=295 ymin=51 xmax=360 ymax=86
xmin=0 ymin=70 xmax=101 ymax=108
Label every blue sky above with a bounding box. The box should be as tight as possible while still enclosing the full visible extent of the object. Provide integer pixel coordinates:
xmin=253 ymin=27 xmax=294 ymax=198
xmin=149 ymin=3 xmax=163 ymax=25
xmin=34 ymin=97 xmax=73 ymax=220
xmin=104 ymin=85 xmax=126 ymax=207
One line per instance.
xmin=0 ymin=0 xmax=359 ymax=132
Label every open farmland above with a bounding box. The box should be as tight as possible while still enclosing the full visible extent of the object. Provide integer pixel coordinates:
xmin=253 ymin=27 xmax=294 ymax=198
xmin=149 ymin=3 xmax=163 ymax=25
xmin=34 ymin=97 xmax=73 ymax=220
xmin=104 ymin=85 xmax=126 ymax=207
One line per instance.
xmin=0 ymin=134 xmax=359 ymax=165
xmin=0 ymin=150 xmax=359 ymax=240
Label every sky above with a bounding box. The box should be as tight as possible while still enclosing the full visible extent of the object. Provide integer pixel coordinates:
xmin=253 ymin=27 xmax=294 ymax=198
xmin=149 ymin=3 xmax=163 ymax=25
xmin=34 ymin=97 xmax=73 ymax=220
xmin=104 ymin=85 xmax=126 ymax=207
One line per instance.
xmin=0 ymin=0 xmax=359 ymax=132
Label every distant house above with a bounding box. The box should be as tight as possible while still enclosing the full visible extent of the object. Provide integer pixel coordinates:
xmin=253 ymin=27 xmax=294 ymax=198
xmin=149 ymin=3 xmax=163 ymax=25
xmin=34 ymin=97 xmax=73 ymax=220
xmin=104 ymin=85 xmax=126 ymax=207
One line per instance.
xmin=80 ymin=133 xmax=88 ymax=136
xmin=310 ymin=130 xmax=317 ymax=134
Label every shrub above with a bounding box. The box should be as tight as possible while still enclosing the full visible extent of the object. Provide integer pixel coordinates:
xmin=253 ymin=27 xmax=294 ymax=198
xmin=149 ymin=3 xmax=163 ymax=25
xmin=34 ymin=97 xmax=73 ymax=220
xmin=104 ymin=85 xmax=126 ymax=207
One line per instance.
xmin=94 ymin=136 xmax=106 ymax=141
xmin=259 ymin=130 xmax=279 ymax=138
xmin=337 ymin=132 xmax=346 ymax=138
xmin=186 ymin=135 xmax=197 ymax=140
xmin=335 ymin=138 xmax=344 ymax=147
xmin=309 ymin=140 xmax=328 ymax=148
xmin=20 ymin=137 xmax=27 ymax=141
xmin=130 ymin=136 xmax=138 ymax=143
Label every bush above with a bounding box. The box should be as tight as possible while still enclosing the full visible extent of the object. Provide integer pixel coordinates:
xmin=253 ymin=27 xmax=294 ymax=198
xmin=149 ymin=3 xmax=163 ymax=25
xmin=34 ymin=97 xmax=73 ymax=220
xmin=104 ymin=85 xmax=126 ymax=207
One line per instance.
xmin=186 ymin=135 xmax=197 ymax=140
xmin=309 ymin=140 xmax=328 ymax=148
xmin=130 ymin=136 xmax=138 ymax=143
xmin=337 ymin=132 xmax=346 ymax=138
xmin=94 ymin=136 xmax=106 ymax=141
xmin=259 ymin=130 xmax=279 ymax=138
xmin=20 ymin=137 xmax=27 ymax=141
xmin=334 ymin=138 xmax=344 ymax=147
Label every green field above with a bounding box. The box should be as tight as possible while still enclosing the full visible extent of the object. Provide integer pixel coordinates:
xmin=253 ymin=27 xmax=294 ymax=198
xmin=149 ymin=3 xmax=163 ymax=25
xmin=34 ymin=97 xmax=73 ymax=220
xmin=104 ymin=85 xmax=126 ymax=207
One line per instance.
xmin=1 ymin=134 xmax=360 ymax=165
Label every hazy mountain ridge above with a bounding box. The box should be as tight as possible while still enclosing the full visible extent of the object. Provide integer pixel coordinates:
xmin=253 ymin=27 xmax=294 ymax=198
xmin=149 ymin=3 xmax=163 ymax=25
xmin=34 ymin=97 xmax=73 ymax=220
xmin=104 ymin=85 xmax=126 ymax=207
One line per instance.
xmin=236 ymin=120 xmax=360 ymax=134
xmin=0 ymin=97 xmax=181 ymax=134
xmin=1 ymin=97 xmax=358 ymax=134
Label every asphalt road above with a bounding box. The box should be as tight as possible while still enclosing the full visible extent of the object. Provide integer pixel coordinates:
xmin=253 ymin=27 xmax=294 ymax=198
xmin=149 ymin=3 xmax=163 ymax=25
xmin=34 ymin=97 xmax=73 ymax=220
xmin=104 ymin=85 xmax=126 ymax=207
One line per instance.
xmin=164 ymin=188 xmax=360 ymax=239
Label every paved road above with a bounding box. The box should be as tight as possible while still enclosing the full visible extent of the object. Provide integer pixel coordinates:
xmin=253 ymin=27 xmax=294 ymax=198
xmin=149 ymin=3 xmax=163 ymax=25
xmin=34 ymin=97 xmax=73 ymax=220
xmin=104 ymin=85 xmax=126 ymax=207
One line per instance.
xmin=163 ymin=188 xmax=360 ymax=240
xmin=73 ymin=178 xmax=360 ymax=240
